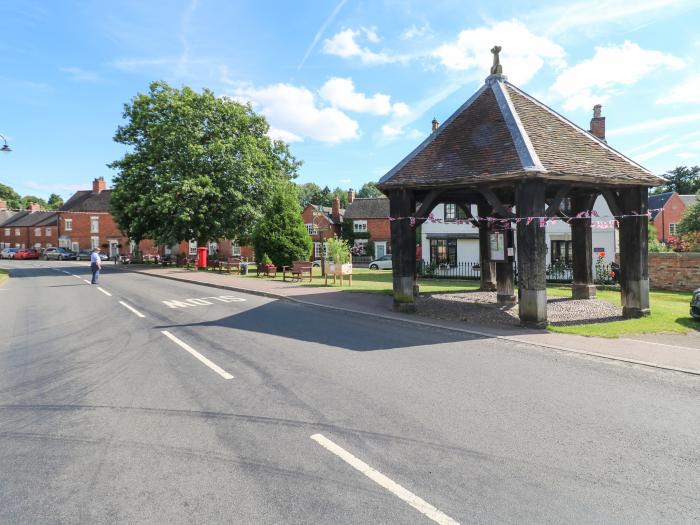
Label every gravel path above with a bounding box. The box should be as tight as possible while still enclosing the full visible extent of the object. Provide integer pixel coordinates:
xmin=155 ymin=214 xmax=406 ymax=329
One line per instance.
xmin=417 ymin=290 xmax=623 ymax=327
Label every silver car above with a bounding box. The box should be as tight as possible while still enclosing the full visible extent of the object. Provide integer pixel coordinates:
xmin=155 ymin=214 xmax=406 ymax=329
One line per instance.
xmin=368 ymin=255 xmax=392 ymax=270
xmin=0 ymin=248 xmax=18 ymax=259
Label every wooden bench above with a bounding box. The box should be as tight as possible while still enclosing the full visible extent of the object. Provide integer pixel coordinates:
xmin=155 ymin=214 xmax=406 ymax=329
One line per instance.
xmin=256 ymin=263 xmax=277 ymax=278
xmin=283 ymin=261 xmax=313 ymax=282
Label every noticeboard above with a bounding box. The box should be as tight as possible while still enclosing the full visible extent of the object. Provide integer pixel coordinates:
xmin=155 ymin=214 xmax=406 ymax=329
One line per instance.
xmin=489 ymin=231 xmax=506 ymax=261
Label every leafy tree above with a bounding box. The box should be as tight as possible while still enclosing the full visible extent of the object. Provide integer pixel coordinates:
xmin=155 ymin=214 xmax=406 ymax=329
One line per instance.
xmin=648 ymin=224 xmax=670 ymax=252
xmin=329 ymin=186 xmax=348 ymax=208
xmin=47 ymin=193 xmax=64 ymax=210
xmin=21 ymin=195 xmax=48 ymax=209
xmin=252 ymin=183 xmax=312 ymax=267
xmin=109 ymin=81 xmax=299 ymax=247
xmin=677 ymin=196 xmax=700 ymax=236
xmin=654 ymin=166 xmax=700 ymax=195
xmin=357 ymin=181 xmax=384 ymax=199
xmin=297 ymin=182 xmax=323 ymax=207
xmin=0 ymin=183 xmax=23 ymax=209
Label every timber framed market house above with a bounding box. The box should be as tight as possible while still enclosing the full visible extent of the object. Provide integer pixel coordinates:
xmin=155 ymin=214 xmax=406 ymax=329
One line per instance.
xmin=377 ymin=47 xmax=663 ymax=328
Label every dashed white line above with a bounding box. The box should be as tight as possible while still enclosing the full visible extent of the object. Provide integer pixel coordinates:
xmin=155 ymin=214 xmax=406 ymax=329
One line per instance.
xmin=96 ymin=287 xmax=112 ymax=297
xmin=119 ymin=300 xmax=145 ymax=318
xmin=161 ymin=330 xmax=234 ymax=380
xmin=72 ymin=275 xmax=82 ymax=279
xmin=82 ymin=279 xmax=91 ymax=284
xmin=310 ymin=433 xmax=459 ymax=525
xmin=61 ymin=270 xmax=71 ymax=274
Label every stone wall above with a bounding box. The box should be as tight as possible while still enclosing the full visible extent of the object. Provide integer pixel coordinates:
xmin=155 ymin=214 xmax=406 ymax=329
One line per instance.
xmin=649 ymin=252 xmax=700 ymax=291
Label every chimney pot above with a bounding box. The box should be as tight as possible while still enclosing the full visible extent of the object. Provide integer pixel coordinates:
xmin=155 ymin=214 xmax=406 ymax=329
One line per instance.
xmin=347 ymin=188 xmax=355 ymax=204
xmin=332 ymin=196 xmax=341 ymax=222
xmin=27 ymin=202 xmax=41 ymax=212
xmin=589 ymin=105 xmax=606 ymax=142
xmin=431 ymin=117 xmax=439 ymax=133
xmin=93 ymin=176 xmax=107 ymax=194
xmin=0 ymin=199 xmax=6 ymax=210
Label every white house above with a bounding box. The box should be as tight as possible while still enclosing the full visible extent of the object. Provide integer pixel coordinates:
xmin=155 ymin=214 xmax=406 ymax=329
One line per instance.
xmin=421 ymin=197 xmax=617 ymax=269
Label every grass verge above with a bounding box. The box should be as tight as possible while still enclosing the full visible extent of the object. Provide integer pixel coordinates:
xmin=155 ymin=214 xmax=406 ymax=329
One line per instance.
xmin=0 ymin=268 xmax=9 ymax=285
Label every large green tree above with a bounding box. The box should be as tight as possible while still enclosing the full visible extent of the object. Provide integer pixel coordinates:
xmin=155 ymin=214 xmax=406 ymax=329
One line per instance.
xmin=0 ymin=183 xmax=23 ymax=209
xmin=252 ymin=182 xmax=312 ymax=266
xmin=357 ymin=181 xmax=384 ymax=198
xmin=297 ymin=182 xmax=323 ymax=207
xmin=47 ymin=193 xmax=64 ymax=210
xmin=109 ymin=81 xmax=300 ymax=247
xmin=677 ymin=196 xmax=700 ymax=236
xmin=654 ymin=166 xmax=700 ymax=195
xmin=21 ymin=195 xmax=48 ymax=209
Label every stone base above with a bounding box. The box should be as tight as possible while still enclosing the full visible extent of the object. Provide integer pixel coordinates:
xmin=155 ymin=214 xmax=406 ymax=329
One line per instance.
xmin=393 ymin=301 xmax=416 ymax=313
xmin=518 ymin=288 xmax=547 ymax=327
xmin=480 ymin=281 xmax=497 ymax=292
xmin=497 ymin=294 xmax=517 ymax=305
xmin=572 ymin=284 xmax=597 ymax=300
xmin=413 ymin=284 xmax=420 ymax=297
xmin=519 ymin=319 xmax=548 ymax=329
xmin=622 ymin=306 xmax=650 ymax=318
xmin=621 ymin=278 xmax=650 ymax=315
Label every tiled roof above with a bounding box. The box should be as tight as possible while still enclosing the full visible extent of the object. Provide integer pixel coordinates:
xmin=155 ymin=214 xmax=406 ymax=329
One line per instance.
xmin=1 ymin=211 xmax=58 ymax=227
xmin=344 ymin=198 xmax=390 ymax=219
xmin=679 ymin=194 xmax=699 ymax=208
xmin=60 ymin=190 xmax=112 ymax=212
xmin=310 ymin=204 xmax=345 ymax=224
xmin=378 ymin=75 xmax=664 ymax=190
xmin=0 ymin=209 xmax=18 ymax=226
xmin=649 ymin=192 xmax=674 ymax=219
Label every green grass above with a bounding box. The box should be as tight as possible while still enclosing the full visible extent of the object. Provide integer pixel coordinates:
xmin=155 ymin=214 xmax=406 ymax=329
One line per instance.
xmin=0 ymin=269 xmax=9 ymax=285
xmin=240 ymin=267 xmax=698 ymax=337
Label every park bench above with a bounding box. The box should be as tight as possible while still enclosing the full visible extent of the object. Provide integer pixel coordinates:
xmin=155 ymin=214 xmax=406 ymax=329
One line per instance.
xmin=256 ymin=263 xmax=277 ymax=278
xmin=283 ymin=261 xmax=313 ymax=282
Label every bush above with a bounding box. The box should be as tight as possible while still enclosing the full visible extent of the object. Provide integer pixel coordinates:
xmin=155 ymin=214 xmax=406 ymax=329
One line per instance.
xmin=326 ymin=237 xmax=351 ymax=265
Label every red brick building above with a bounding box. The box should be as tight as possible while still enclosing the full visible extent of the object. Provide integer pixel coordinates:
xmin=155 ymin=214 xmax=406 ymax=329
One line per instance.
xmin=343 ymin=191 xmax=391 ymax=258
xmin=301 ymin=197 xmax=344 ymax=259
xmin=649 ymin=192 xmax=697 ymax=243
xmin=0 ymin=202 xmax=58 ymax=249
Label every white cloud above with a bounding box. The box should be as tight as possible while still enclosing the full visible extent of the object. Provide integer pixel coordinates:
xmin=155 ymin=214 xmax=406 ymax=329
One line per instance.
xmin=432 ymin=20 xmax=566 ymax=85
xmin=400 ymin=23 xmax=430 ymax=40
xmin=25 ymin=181 xmax=85 ymax=193
xmin=658 ymin=74 xmax=700 ymax=104
xmin=626 ymin=134 xmax=672 ymax=155
xmin=608 ymin=112 xmax=700 ymax=137
xmin=323 ymin=28 xmax=395 ymax=65
xmin=677 ymin=152 xmax=699 ymax=159
xmin=60 ymin=67 xmax=103 ymax=83
xmin=551 ymin=41 xmax=684 ymax=111
xmin=319 ymin=77 xmax=408 ymax=117
xmin=362 ymin=26 xmax=380 ymax=43
xmin=231 ymin=83 xmax=359 ymax=144
xmin=633 ymin=144 xmax=680 ymax=162
xmin=298 ymin=0 xmax=348 ymax=69
xmin=381 ymin=124 xmax=404 ymax=138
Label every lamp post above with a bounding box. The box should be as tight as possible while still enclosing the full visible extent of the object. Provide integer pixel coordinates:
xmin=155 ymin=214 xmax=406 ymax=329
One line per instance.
xmin=0 ymin=134 xmax=11 ymax=154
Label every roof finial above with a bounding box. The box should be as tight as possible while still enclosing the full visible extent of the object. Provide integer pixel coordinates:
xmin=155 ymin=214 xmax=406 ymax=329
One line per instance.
xmin=490 ymin=45 xmax=503 ymax=75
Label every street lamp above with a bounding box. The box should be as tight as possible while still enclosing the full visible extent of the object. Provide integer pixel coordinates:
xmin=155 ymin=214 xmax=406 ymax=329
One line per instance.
xmin=0 ymin=134 xmax=11 ymax=153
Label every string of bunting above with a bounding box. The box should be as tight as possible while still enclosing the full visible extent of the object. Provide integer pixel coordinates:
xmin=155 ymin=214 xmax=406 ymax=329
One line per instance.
xmin=387 ymin=208 xmax=662 ymax=229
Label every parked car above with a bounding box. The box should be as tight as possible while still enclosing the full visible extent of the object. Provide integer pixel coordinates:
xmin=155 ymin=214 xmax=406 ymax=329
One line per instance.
xmin=368 ymin=254 xmax=392 ymax=270
xmin=74 ymin=249 xmax=108 ymax=261
xmin=691 ymin=288 xmax=700 ymax=320
xmin=14 ymin=248 xmax=41 ymax=260
xmin=0 ymin=247 xmax=19 ymax=259
xmin=43 ymin=247 xmax=77 ymax=261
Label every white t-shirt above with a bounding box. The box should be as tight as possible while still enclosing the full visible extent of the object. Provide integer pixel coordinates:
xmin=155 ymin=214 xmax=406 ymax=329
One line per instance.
xmin=90 ymin=252 xmax=101 ymax=264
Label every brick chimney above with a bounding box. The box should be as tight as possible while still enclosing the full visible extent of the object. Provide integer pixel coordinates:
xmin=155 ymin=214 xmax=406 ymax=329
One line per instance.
xmin=93 ymin=176 xmax=107 ymax=193
xmin=27 ymin=202 xmax=41 ymax=212
xmin=589 ymin=104 xmax=606 ymax=142
xmin=432 ymin=117 xmax=439 ymax=133
xmin=0 ymin=199 xmax=6 ymax=210
xmin=332 ymin=196 xmax=341 ymax=222
xmin=348 ymin=188 xmax=355 ymax=204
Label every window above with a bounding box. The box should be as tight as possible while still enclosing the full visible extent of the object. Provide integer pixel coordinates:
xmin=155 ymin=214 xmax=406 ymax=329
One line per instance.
xmin=90 ymin=216 xmax=99 ymax=233
xmin=232 ymin=242 xmax=241 ymax=256
xmin=64 ymin=218 xmax=72 ymax=231
xmin=91 ymin=236 xmax=100 ymax=250
xmin=15 ymin=228 xmax=20 ymax=236
xmin=4 ymin=228 xmax=9 ymax=236
xmin=353 ymin=220 xmax=368 ymax=233
xmin=71 ymin=242 xmax=79 ymax=252
xmin=551 ymin=240 xmax=572 ymax=265
xmin=430 ymin=239 xmax=457 ymax=266
xmin=35 ymin=228 xmax=41 ymax=237
xmin=314 ymin=242 xmax=328 ymax=259
xmin=208 ymin=241 xmax=218 ymax=255
xmin=353 ymin=239 xmax=368 ymax=255
xmin=189 ymin=240 xmax=197 ymax=255
xmin=305 ymin=223 xmax=317 ymax=234
xmin=443 ymin=203 xmax=468 ymax=222
xmin=669 ymin=223 xmax=678 ymax=236
xmin=45 ymin=228 xmax=52 ymax=237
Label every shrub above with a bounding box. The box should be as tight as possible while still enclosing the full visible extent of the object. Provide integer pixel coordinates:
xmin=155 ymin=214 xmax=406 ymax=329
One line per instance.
xmin=326 ymin=237 xmax=351 ymax=265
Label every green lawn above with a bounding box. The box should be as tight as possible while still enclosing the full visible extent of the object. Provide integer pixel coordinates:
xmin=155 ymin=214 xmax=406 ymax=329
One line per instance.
xmin=241 ymin=267 xmax=697 ymax=337
xmin=0 ymin=269 xmax=9 ymax=285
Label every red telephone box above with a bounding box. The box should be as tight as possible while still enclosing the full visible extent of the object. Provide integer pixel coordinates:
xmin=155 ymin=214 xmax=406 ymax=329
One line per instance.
xmin=197 ymin=246 xmax=208 ymax=269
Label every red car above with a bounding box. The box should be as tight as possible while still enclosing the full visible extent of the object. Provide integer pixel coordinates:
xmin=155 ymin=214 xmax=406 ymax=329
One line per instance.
xmin=15 ymin=248 xmax=41 ymax=260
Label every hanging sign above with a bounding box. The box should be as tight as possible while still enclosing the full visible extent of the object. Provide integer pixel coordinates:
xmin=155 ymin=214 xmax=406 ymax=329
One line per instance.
xmin=490 ymin=231 xmax=506 ymax=261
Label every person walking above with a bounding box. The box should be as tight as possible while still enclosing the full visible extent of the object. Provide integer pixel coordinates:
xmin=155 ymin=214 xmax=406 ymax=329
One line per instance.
xmin=90 ymin=247 xmax=102 ymax=284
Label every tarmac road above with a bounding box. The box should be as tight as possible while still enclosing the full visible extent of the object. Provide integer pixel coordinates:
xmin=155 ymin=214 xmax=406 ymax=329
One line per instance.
xmin=1 ymin=260 xmax=699 ymax=524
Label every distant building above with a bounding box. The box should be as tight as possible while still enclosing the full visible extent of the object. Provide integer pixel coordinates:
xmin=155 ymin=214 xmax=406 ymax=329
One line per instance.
xmin=649 ymin=191 xmax=697 ymax=242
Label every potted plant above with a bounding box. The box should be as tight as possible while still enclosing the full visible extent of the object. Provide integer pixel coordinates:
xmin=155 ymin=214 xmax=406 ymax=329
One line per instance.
xmin=326 ymin=237 xmax=352 ymax=277
xmin=259 ymin=253 xmax=276 ymax=276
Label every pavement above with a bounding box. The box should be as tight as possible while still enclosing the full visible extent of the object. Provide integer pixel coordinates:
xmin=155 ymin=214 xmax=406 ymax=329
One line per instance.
xmin=1 ymin=260 xmax=699 ymax=523
xmin=121 ymin=264 xmax=700 ymax=376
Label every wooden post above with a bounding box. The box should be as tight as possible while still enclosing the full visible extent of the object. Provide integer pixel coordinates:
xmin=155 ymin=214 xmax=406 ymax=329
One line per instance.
xmin=477 ymin=202 xmax=497 ymax=291
xmin=496 ymin=226 xmax=516 ymax=304
xmin=516 ymin=180 xmax=547 ymax=328
xmin=571 ymin=194 xmax=596 ymax=299
xmin=389 ymin=189 xmax=416 ymax=312
xmin=619 ymin=186 xmax=650 ymax=317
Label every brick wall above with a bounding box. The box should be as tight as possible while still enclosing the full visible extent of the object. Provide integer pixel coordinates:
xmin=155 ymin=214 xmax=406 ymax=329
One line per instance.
xmin=367 ymin=218 xmax=390 ymax=242
xmin=0 ymin=224 xmax=58 ymax=249
xmin=649 ymin=252 xmax=700 ymax=291
xmin=59 ymin=212 xmax=129 ymax=252
xmin=653 ymin=193 xmax=687 ymax=242
xmin=28 ymin=224 xmax=58 ymax=248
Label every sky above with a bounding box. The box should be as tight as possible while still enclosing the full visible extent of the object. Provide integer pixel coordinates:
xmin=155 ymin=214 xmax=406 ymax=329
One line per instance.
xmin=2 ymin=0 xmax=700 ymax=201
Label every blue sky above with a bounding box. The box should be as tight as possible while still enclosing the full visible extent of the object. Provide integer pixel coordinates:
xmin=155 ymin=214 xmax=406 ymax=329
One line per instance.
xmin=2 ymin=0 xmax=700 ymax=201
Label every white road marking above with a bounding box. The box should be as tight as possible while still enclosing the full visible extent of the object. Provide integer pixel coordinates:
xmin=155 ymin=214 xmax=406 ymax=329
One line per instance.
xmin=622 ymin=338 xmax=700 ymax=351
xmin=61 ymin=270 xmax=71 ymax=274
xmin=73 ymin=275 xmax=82 ymax=279
xmin=163 ymin=295 xmax=246 ymax=308
xmin=96 ymin=287 xmax=112 ymax=297
xmin=119 ymin=301 xmax=145 ymax=318
xmin=161 ymin=330 xmax=233 ymax=380
xmin=82 ymin=279 xmax=91 ymax=284
xmin=310 ymin=433 xmax=459 ymax=525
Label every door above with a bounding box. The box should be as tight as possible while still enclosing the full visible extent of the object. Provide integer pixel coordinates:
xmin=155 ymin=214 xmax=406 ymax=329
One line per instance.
xmin=109 ymin=240 xmax=119 ymax=258
xmin=375 ymin=241 xmax=387 ymax=259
